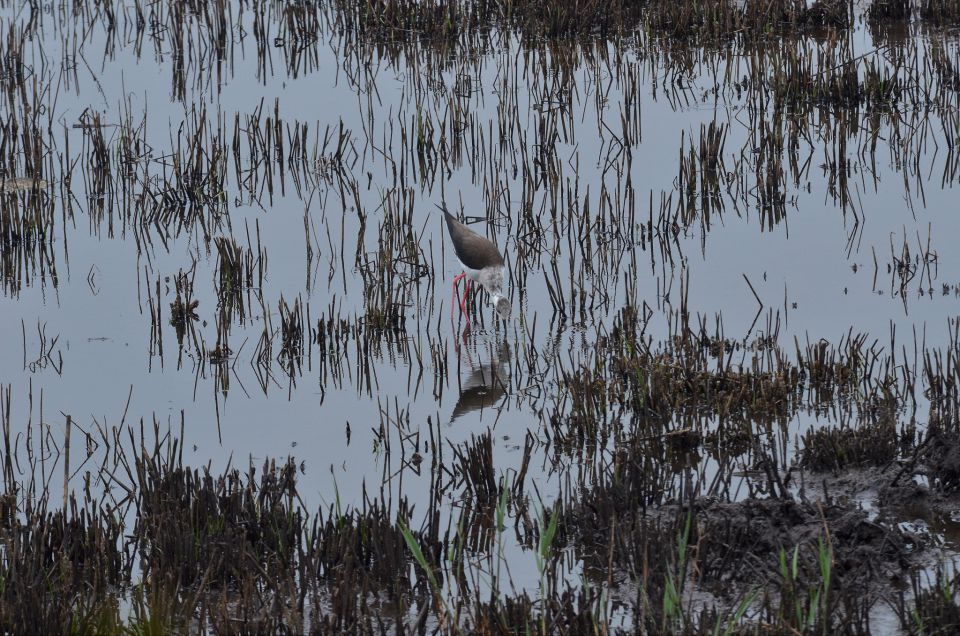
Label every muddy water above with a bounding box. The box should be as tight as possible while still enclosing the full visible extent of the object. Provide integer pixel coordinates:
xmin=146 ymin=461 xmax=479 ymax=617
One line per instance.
xmin=2 ymin=2 xmax=960 ymax=606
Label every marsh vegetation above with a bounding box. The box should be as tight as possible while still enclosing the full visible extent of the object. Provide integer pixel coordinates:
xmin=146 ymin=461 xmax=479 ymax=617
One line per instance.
xmin=2 ymin=0 xmax=960 ymax=633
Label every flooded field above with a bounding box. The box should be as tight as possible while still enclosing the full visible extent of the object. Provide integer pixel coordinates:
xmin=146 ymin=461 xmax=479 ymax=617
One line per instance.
xmin=2 ymin=0 xmax=960 ymax=632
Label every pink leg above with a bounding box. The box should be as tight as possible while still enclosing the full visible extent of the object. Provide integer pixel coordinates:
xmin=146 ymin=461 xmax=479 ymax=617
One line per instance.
xmin=459 ymin=279 xmax=471 ymax=318
xmin=450 ymin=273 xmax=465 ymax=320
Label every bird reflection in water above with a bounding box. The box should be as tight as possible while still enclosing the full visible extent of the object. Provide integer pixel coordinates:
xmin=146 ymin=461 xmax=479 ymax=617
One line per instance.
xmin=451 ymin=330 xmax=511 ymax=424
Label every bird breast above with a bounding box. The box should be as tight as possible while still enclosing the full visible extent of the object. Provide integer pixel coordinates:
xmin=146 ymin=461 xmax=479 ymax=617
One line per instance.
xmin=477 ymin=266 xmax=505 ymax=295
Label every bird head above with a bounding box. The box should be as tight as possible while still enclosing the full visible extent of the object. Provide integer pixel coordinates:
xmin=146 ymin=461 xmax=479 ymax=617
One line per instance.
xmin=492 ymin=294 xmax=511 ymax=319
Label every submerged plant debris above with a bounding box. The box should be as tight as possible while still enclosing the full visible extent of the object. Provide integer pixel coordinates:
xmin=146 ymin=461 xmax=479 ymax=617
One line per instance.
xmin=1 ymin=0 xmax=960 ymax=633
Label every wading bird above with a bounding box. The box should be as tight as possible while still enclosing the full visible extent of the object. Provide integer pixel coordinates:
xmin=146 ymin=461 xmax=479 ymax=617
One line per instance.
xmin=442 ymin=208 xmax=510 ymax=323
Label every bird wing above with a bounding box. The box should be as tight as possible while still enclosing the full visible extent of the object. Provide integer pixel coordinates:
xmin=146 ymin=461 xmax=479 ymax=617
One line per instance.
xmin=443 ymin=211 xmax=504 ymax=270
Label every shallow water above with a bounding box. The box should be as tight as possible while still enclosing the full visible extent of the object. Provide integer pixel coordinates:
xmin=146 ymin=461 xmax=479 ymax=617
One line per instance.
xmin=2 ymin=2 xmax=960 ymax=608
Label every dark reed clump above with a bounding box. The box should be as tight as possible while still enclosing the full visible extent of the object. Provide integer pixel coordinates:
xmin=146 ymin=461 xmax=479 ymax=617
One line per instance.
xmin=465 ymin=586 xmax=610 ymax=634
xmin=800 ymin=418 xmax=901 ymax=471
xmin=451 ymin=431 xmax=499 ymax=504
xmin=919 ymin=0 xmax=960 ymax=23
xmin=133 ymin=450 xmax=304 ymax=588
xmin=0 ymin=498 xmax=124 ymax=634
xmin=868 ymin=0 xmax=911 ymax=22
xmin=915 ymin=422 xmax=960 ymax=493
xmin=309 ymin=499 xmax=420 ymax=595
xmin=331 ymin=0 xmax=646 ymax=40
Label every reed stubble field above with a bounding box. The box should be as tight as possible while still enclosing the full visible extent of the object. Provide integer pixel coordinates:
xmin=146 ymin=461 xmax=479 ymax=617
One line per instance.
xmin=2 ymin=0 xmax=960 ymax=633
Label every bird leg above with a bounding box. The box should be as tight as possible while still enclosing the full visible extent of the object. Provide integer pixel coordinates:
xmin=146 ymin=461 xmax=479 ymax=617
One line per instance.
xmin=459 ymin=279 xmax=471 ymax=317
xmin=450 ymin=273 xmax=465 ymax=320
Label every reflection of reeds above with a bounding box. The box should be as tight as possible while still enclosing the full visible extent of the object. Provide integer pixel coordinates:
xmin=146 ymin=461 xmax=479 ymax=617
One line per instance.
xmin=0 ymin=185 xmax=56 ymax=297
xmin=868 ymin=0 xmax=911 ymax=22
xmin=678 ymin=122 xmax=728 ymax=226
xmin=0 ymin=24 xmax=56 ymax=297
xmin=169 ymin=269 xmax=200 ymax=353
xmin=919 ymin=0 xmax=960 ymax=23
xmin=278 ymin=295 xmax=305 ymax=378
xmin=325 ymin=0 xmax=868 ymax=46
xmin=358 ymin=187 xmax=426 ymax=334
